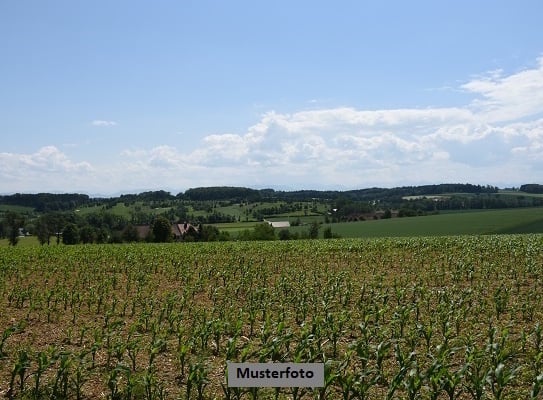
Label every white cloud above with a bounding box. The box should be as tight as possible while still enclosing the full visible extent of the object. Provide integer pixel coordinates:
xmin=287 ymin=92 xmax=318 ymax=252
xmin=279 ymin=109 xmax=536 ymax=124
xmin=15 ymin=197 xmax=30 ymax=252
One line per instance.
xmin=4 ymin=56 xmax=543 ymax=193
xmin=461 ymin=57 xmax=543 ymax=122
xmin=0 ymin=146 xmax=92 ymax=173
xmin=0 ymin=146 xmax=95 ymax=192
xmin=91 ymin=120 xmax=118 ymax=127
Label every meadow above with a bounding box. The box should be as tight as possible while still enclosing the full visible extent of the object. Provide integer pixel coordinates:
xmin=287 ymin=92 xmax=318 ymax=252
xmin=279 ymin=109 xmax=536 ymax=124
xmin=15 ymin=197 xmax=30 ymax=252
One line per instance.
xmin=187 ymin=207 xmax=543 ymax=238
xmin=318 ymin=208 xmax=543 ymax=238
xmin=1 ymin=235 xmax=543 ymax=399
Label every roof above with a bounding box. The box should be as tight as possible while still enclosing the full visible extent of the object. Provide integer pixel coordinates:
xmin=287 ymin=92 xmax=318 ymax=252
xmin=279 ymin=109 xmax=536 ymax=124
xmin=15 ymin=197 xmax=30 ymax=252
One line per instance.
xmin=266 ymin=220 xmax=291 ymax=228
xmin=136 ymin=223 xmax=198 ymax=239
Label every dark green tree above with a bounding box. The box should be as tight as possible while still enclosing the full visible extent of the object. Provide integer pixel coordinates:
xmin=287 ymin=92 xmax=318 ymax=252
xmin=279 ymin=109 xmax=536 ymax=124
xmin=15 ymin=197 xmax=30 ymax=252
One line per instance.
xmin=95 ymin=228 xmax=110 ymax=244
xmin=308 ymin=221 xmax=320 ymax=239
xmin=278 ymin=229 xmax=292 ymax=240
xmin=252 ymin=223 xmax=276 ymax=240
xmin=62 ymin=223 xmax=80 ymax=245
xmin=79 ymin=225 xmax=96 ymax=244
xmin=5 ymin=212 xmax=23 ymax=246
xmin=236 ymin=229 xmax=252 ymax=241
xmin=199 ymin=225 xmax=219 ymax=241
xmin=40 ymin=212 xmax=67 ymax=245
xmin=35 ymin=216 xmax=52 ymax=245
xmin=323 ymin=226 xmax=340 ymax=239
xmin=152 ymin=216 xmax=172 ymax=242
xmin=122 ymin=224 xmax=140 ymax=242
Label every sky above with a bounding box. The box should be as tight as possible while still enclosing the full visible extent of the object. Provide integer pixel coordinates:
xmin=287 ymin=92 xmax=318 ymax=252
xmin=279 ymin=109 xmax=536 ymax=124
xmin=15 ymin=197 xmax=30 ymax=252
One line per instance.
xmin=1 ymin=1 xmax=543 ymax=195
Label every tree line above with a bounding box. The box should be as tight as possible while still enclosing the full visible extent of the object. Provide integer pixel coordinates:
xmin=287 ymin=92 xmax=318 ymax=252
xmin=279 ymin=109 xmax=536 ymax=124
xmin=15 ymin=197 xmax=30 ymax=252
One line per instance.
xmin=0 ymin=210 xmax=330 ymax=246
xmin=0 ymin=184 xmax=525 ymax=211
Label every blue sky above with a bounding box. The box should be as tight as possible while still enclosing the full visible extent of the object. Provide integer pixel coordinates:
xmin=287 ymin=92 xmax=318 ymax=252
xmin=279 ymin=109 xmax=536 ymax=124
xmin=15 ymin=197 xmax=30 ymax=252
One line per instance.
xmin=1 ymin=1 xmax=543 ymax=195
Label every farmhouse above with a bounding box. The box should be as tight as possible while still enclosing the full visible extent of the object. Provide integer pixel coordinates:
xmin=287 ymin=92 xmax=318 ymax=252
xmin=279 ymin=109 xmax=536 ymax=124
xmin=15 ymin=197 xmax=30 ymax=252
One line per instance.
xmin=264 ymin=220 xmax=291 ymax=228
xmin=136 ymin=222 xmax=198 ymax=241
xmin=172 ymin=222 xmax=198 ymax=240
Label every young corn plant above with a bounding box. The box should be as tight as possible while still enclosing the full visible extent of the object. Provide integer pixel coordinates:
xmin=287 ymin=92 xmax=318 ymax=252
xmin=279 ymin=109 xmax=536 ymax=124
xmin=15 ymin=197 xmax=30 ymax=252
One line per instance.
xmin=141 ymin=368 xmax=158 ymax=400
xmin=403 ymin=362 xmax=423 ymax=400
xmin=70 ymin=352 xmax=88 ymax=400
xmin=487 ymin=362 xmax=521 ymax=400
xmin=374 ymin=339 xmax=392 ymax=385
xmin=386 ymin=344 xmax=415 ymax=400
xmin=463 ymin=345 xmax=490 ymax=400
xmin=530 ymin=373 xmax=543 ymax=400
xmin=185 ymin=360 xmax=209 ymax=400
xmin=0 ymin=324 xmax=20 ymax=359
xmin=52 ymin=352 xmax=73 ymax=399
xmin=32 ymin=348 xmax=55 ymax=398
xmin=8 ymin=348 xmax=31 ymax=398
xmin=315 ymin=358 xmax=337 ymax=400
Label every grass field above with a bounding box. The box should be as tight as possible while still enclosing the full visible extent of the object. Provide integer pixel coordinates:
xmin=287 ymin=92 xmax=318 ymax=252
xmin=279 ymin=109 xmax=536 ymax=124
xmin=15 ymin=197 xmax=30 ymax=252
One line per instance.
xmin=0 ymin=205 xmax=35 ymax=215
xmin=0 ymin=236 xmax=41 ymax=248
xmin=498 ymin=190 xmax=543 ymax=198
xmin=1 ymin=236 xmax=543 ymax=399
xmin=225 ymin=207 xmax=543 ymax=239
xmin=77 ymin=202 xmax=172 ymax=219
xmin=320 ymin=207 xmax=543 ymax=238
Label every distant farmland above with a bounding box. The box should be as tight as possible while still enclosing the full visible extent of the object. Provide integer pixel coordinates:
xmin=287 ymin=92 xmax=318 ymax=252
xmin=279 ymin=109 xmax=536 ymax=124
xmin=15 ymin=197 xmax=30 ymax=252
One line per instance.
xmin=316 ymin=207 xmax=543 ymax=238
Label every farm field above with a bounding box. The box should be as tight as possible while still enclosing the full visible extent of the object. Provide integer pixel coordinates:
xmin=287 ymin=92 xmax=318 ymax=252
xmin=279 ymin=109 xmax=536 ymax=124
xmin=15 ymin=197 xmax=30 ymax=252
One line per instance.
xmin=1 ymin=236 xmax=543 ymax=399
xmin=319 ymin=208 xmax=543 ymax=238
xmin=0 ymin=236 xmax=40 ymax=248
xmin=209 ymin=207 xmax=543 ymax=239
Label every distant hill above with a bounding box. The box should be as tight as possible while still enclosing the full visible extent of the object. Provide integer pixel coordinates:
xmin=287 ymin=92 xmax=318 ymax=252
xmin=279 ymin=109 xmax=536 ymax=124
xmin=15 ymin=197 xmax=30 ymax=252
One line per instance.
xmin=1 ymin=183 xmax=542 ymax=212
xmin=0 ymin=193 xmax=90 ymax=212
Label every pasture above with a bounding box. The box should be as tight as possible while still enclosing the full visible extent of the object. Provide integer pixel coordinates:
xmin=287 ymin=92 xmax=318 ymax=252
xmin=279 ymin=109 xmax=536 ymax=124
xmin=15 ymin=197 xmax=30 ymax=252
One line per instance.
xmin=1 ymin=235 xmax=543 ymax=399
xmin=320 ymin=207 xmax=543 ymax=238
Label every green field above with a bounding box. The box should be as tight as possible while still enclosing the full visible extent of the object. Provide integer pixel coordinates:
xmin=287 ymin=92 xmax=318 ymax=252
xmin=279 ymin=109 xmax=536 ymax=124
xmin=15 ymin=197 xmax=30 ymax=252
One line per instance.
xmin=1 ymin=236 xmax=543 ymax=399
xmin=77 ymin=202 xmax=171 ymax=219
xmin=0 ymin=205 xmax=35 ymax=215
xmin=319 ymin=207 xmax=543 ymax=238
xmin=498 ymin=190 xmax=543 ymax=198
xmin=0 ymin=236 xmax=40 ymax=248
xmin=3 ymin=207 xmax=543 ymax=247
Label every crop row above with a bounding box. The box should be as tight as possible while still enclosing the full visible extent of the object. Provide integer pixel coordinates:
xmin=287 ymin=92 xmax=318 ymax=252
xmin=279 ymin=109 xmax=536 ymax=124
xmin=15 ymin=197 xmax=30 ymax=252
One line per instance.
xmin=0 ymin=235 xmax=542 ymax=399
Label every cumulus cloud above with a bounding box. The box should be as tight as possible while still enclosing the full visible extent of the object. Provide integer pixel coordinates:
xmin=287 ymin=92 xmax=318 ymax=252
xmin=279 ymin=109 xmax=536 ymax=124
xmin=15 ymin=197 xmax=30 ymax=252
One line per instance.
xmin=0 ymin=146 xmax=95 ymax=192
xmin=461 ymin=57 xmax=543 ymax=122
xmin=5 ymin=56 xmax=543 ymax=193
xmin=0 ymin=146 xmax=92 ymax=174
xmin=91 ymin=120 xmax=118 ymax=127
xmin=112 ymin=54 xmax=543 ymax=190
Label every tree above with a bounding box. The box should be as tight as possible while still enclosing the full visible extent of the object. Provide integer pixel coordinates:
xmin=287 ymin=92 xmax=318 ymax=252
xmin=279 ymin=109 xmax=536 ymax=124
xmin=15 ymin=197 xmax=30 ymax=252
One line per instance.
xmin=122 ymin=224 xmax=140 ymax=242
xmin=308 ymin=221 xmax=320 ymax=239
xmin=252 ymin=223 xmax=276 ymax=240
xmin=79 ymin=225 xmax=96 ymax=244
xmin=199 ymin=225 xmax=219 ymax=241
xmin=95 ymin=228 xmax=110 ymax=244
xmin=35 ymin=216 xmax=52 ymax=245
xmin=323 ymin=226 xmax=341 ymax=239
xmin=152 ymin=216 xmax=172 ymax=242
xmin=39 ymin=212 xmax=67 ymax=245
xmin=5 ymin=212 xmax=23 ymax=246
xmin=62 ymin=223 xmax=80 ymax=245
xmin=278 ymin=229 xmax=292 ymax=240
xmin=0 ymin=218 xmax=6 ymax=239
